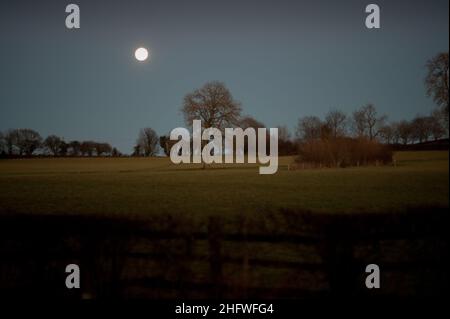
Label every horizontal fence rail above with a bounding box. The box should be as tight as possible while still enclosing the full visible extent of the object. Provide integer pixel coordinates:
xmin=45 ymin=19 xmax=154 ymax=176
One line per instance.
xmin=0 ymin=208 xmax=449 ymax=299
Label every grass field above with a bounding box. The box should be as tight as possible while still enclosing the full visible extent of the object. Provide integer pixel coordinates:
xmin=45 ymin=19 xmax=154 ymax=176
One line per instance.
xmin=0 ymin=151 xmax=448 ymax=220
xmin=0 ymin=151 xmax=448 ymax=298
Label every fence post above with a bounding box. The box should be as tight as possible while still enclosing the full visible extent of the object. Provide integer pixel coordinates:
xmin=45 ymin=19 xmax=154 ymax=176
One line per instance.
xmin=321 ymin=219 xmax=358 ymax=297
xmin=240 ymin=214 xmax=249 ymax=298
xmin=109 ymin=235 xmax=124 ymax=299
xmin=179 ymin=234 xmax=194 ymax=298
xmin=208 ymin=216 xmax=223 ymax=298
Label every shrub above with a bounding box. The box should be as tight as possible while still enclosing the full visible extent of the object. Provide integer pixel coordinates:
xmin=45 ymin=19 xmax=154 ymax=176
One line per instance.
xmin=296 ymin=137 xmax=392 ymax=168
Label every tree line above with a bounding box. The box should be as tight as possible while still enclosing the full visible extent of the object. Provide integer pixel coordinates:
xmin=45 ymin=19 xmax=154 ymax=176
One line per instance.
xmin=1 ymin=53 xmax=448 ymax=161
xmin=134 ymin=53 xmax=449 ymax=161
xmin=0 ymin=129 xmax=121 ymax=157
xmin=1 ymin=104 xmax=446 ymax=159
xmin=295 ymin=104 xmax=448 ymax=145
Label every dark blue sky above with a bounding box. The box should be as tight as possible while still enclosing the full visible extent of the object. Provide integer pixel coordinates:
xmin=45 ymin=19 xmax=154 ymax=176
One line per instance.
xmin=0 ymin=0 xmax=448 ymax=153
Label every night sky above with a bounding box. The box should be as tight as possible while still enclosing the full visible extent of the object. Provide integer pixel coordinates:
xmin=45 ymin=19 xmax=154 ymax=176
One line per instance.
xmin=0 ymin=0 xmax=448 ymax=153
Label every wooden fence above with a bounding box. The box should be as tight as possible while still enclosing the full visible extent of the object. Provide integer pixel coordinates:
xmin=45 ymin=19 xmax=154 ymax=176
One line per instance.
xmin=0 ymin=208 xmax=448 ymax=299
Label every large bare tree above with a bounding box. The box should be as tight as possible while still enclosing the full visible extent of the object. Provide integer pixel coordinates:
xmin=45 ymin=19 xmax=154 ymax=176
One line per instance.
xmin=182 ymin=81 xmax=242 ymax=130
xmin=425 ymin=52 xmax=449 ymax=112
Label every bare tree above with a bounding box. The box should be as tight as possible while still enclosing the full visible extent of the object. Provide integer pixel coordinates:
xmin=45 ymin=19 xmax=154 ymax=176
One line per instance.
xmin=325 ymin=109 xmax=347 ymax=138
xmin=396 ymin=120 xmax=413 ymax=145
xmin=431 ymin=108 xmax=449 ymax=139
xmin=0 ymin=132 xmax=5 ymax=154
xmin=59 ymin=141 xmax=68 ymax=156
xmin=136 ymin=128 xmax=159 ymax=156
xmin=237 ymin=116 xmax=267 ymax=154
xmin=4 ymin=129 xmax=19 ymax=155
xmin=182 ymin=81 xmax=242 ymax=131
xmin=16 ymin=129 xmax=42 ymax=156
xmin=430 ymin=108 xmax=447 ymax=140
xmin=239 ymin=116 xmax=265 ymax=131
xmin=411 ymin=115 xmax=433 ymax=143
xmin=425 ymin=52 xmax=449 ymax=113
xmin=296 ymin=116 xmax=322 ymax=141
xmin=277 ymin=125 xmax=296 ymax=156
xmin=159 ymin=135 xmax=170 ymax=156
xmin=277 ymin=125 xmax=291 ymax=142
xmin=44 ymin=135 xmax=64 ymax=156
xmin=94 ymin=143 xmax=112 ymax=156
xmin=390 ymin=122 xmax=401 ymax=145
xmin=379 ymin=124 xmax=395 ymax=144
xmin=352 ymin=104 xmax=387 ymax=140
xmin=351 ymin=109 xmax=367 ymax=138
xmin=132 ymin=144 xmax=141 ymax=157
xmin=68 ymin=141 xmax=81 ymax=156
xmin=80 ymin=141 xmax=96 ymax=157
xmin=112 ymin=147 xmax=121 ymax=157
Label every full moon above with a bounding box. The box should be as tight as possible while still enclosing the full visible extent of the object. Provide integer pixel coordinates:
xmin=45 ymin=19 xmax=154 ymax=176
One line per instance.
xmin=135 ymin=47 xmax=149 ymax=62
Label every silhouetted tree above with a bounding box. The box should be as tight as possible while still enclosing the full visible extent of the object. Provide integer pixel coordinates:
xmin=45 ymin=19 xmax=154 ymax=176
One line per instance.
xmin=238 ymin=116 xmax=267 ymax=154
xmin=111 ymin=147 xmax=121 ymax=157
xmin=239 ymin=115 xmax=265 ymax=136
xmin=68 ymin=141 xmax=81 ymax=156
xmin=296 ymin=116 xmax=322 ymax=141
xmin=325 ymin=109 xmax=347 ymax=138
xmin=159 ymin=135 xmax=171 ymax=156
xmin=239 ymin=116 xmax=265 ymax=131
xmin=44 ymin=135 xmax=64 ymax=156
xmin=379 ymin=124 xmax=395 ymax=144
xmin=81 ymin=141 xmax=96 ymax=157
xmin=16 ymin=129 xmax=42 ymax=156
xmin=136 ymin=128 xmax=159 ymax=156
xmin=59 ymin=141 xmax=68 ymax=156
xmin=4 ymin=129 xmax=19 ymax=155
xmin=277 ymin=125 xmax=296 ymax=155
xmin=0 ymin=132 xmax=5 ymax=155
xmin=411 ymin=115 xmax=433 ymax=143
xmin=94 ymin=142 xmax=112 ymax=156
xmin=396 ymin=120 xmax=413 ymax=145
xmin=352 ymin=104 xmax=387 ymax=140
xmin=425 ymin=53 xmax=449 ymax=113
xmin=430 ymin=108 xmax=447 ymax=140
xmin=182 ymin=81 xmax=242 ymax=131
xmin=132 ymin=144 xmax=142 ymax=157
xmin=277 ymin=125 xmax=290 ymax=142
xmin=389 ymin=122 xmax=400 ymax=145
